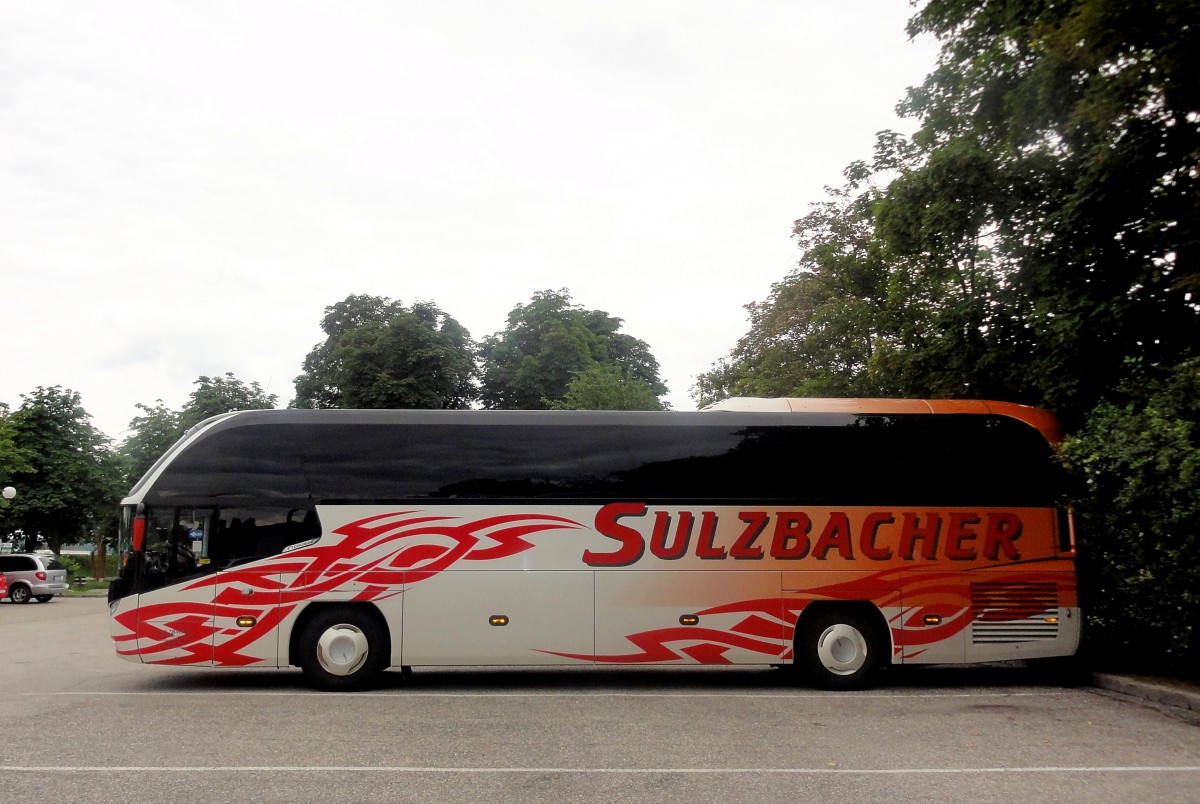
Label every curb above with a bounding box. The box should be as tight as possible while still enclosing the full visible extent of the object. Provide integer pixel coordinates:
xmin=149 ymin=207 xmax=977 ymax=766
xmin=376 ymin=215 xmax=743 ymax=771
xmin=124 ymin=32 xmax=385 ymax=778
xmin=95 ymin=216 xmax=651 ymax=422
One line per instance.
xmin=1091 ymin=673 xmax=1200 ymax=717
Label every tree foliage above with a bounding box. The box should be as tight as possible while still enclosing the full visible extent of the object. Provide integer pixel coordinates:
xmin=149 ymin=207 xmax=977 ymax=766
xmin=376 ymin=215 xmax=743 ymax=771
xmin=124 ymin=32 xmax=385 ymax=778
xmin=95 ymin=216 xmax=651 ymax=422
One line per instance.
xmin=0 ymin=404 xmax=34 ymax=534
xmin=695 ymin=181 xmax=901 ymax=406
xmin=0 ymin=387 xmax=122 ymax=554
xmin=0 ymin=403 xmax=33 ymax=485
xmin=550 ymin=364 xmax=668 ymax=411
xmin=293 ymin=294 xmax=476 ymax=410
xmin=118 ymin=401 xmax=182 ymax=488
xmin=479 ymin=289 xmax=668 ymax=410
xmin=181 ymin=373 xmax=277 ymax=430
xmin=119 ymin=374 xmax=277 ymax=488
xmin=1060 ymin=360 xmax=1200 ymax=677
xmin=899 ymin=0 xmax=1199 ymax=422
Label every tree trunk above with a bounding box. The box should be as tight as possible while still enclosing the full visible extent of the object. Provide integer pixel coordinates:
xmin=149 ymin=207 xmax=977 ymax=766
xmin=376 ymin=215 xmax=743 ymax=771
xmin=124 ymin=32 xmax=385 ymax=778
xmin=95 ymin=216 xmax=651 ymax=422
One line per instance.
xmin=94 ymin=535 xmax=107 ymax=580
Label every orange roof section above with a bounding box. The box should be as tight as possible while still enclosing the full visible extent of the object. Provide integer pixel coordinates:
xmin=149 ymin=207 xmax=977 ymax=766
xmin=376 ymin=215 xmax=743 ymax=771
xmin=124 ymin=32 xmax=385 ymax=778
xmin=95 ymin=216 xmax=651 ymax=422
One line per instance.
xmin=709 ymin=397 xmax=1063 ymax=445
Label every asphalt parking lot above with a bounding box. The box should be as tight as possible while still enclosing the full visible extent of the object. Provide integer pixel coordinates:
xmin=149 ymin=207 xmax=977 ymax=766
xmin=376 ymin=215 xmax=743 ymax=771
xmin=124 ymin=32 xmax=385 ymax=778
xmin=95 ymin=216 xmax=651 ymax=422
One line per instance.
xmin=1 ymin=597 xmax=1197 ymax=803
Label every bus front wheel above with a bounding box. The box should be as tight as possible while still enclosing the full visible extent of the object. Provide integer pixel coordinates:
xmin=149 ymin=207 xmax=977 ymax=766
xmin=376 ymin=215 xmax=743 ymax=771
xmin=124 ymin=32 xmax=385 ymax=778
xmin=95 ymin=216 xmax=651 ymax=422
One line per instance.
xmin=298 ymin=607 xmax=389 ymax=692
xmin=799 ymin=608 xmax=882 ymax=691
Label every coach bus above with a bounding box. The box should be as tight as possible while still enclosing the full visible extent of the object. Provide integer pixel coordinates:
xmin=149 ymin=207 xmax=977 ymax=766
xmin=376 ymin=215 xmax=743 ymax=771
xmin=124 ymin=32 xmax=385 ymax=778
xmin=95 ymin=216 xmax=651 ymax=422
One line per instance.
xmin=108 ymin=399 xmax=1080 ymax=691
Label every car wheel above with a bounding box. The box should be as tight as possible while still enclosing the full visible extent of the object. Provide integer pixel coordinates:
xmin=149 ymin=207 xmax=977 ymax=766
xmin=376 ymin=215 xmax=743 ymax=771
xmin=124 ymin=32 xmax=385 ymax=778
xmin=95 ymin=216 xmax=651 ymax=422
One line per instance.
xmin=10 ymin=585 xmax=32 ymax=604
xmin=799 ymin=607 xmax=884 ymax=691
xmin=35 ymin=595 xmax=54 ymax=603
xmin=298 ymin=607 xmax=389 ymax=692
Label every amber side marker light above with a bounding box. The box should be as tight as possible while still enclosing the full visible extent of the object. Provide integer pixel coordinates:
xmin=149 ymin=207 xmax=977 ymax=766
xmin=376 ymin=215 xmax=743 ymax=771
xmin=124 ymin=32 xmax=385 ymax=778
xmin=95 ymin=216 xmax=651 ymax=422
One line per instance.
xmin=489 ymin=615 xmax=509 ymax=627
xmin=679 ymin=614 xmax=700 ymax=626
xmin=236 ymin=616 xmax=257 ymax=628
xmin=1045 ymin=616 xmax=1059 ymax=624
xmin=923 ymin=614 xmax=943 ymax=626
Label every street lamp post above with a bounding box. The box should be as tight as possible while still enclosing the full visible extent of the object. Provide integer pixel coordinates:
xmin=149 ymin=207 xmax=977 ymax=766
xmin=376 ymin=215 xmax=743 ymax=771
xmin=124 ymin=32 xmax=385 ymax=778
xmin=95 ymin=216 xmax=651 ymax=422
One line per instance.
xmin=1 ymin=486 xmax=13 ymax=553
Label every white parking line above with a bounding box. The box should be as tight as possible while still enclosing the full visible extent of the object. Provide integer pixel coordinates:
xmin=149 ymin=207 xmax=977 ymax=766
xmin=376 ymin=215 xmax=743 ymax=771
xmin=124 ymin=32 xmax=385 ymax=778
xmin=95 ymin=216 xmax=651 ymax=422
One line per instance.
xmin=1 ymin=765 xmax=1198 ymax=775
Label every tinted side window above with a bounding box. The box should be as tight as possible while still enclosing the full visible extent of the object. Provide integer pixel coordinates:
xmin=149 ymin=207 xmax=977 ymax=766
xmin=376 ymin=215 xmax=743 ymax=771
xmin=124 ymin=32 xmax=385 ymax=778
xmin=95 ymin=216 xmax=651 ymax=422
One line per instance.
xmin=0 ymin=556 xmax=36 ymax=572
xmin=145 ymin=426 xmax=311 ymax=507
xmin=303 ymin=423 xmax=644 ymax=500
xmin=208 ymin=506 xmax=320 ymax=568
xmin=147 ymin=415 xmax=1060 ymax=508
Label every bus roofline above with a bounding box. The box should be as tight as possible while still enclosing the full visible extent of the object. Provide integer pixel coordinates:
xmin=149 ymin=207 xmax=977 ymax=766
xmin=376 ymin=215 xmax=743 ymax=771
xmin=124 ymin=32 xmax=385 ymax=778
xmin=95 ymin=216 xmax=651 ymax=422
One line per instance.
xmin=703 ymin=397 xmax=1062 ymax=445
xmin=121 ymin=410 xmax=246 ymax=505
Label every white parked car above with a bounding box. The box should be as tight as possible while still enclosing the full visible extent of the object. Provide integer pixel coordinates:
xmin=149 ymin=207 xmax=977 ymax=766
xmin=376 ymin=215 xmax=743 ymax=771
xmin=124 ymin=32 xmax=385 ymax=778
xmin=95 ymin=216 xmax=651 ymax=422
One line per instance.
xmin=0 ymin=553 xmax=70 ymax=603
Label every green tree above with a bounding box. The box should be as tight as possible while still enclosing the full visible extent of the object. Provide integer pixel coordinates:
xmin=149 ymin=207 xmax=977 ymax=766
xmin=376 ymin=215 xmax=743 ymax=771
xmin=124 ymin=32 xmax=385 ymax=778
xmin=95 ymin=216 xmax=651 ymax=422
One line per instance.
xmin=0 ymin=387 xmax=123 ymax=554
xmin=1060 ymin=359 xmax=1200 ymax=678
xmin=181 ymin=373 xmax=277 ymax=430
xmin=479 ymin=289 xmax=668 ymax=409
xmin=550 ymin=364 xmax=668 ymax=411
xmin=119 ymin=374 xmax=278 ymax=488
xmin=694 ymin=179 xmax=905 ymax=405
xmin=0 ymin=404 xmax=34 ymax=537
xmin=897 ymin=0 xmax=1200 ymax=423
xmin=294 ymin=295 xmax=404 ymax=409
xmin=117 ymin=400 xmax=184 ymax=489
xmin=293 ymin=295 xmax=476 ymax=409
xmin=0 ymin=403 xmax=33 ymax=482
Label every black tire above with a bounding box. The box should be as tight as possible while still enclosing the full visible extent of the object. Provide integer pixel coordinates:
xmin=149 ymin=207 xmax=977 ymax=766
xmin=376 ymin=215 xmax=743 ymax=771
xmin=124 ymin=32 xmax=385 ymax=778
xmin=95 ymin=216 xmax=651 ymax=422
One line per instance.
xmin=10 ymin=585 xmax=32 ymax=604
xmin=35 ymin=595 xmax=54 ymax=603
xmin=798 ymin=607 xmax=884 ymax=691
xmin=297 ymin=607 xmax=390 ymax=692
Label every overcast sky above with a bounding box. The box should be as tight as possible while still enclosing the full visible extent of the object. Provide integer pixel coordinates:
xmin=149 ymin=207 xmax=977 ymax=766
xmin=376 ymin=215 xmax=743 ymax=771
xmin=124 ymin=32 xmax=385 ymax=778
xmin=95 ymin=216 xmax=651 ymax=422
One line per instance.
xmin=1 ymin=0 xmax=938 ymax=441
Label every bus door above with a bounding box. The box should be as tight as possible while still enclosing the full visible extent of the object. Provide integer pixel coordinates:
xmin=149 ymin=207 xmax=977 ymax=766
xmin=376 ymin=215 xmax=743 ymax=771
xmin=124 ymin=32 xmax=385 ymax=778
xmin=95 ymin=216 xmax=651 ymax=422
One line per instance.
xmin=207 ymin=508 xmax=294 ymax=668
xmin=133 ymin=507 xmax=221 ymax=667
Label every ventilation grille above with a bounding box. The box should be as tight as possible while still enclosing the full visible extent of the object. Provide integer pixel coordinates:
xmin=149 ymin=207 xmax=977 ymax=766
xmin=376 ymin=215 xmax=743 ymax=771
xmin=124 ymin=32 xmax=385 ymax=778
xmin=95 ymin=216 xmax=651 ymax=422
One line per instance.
xmin=971 ymin=582 xmax=1059 ymax=644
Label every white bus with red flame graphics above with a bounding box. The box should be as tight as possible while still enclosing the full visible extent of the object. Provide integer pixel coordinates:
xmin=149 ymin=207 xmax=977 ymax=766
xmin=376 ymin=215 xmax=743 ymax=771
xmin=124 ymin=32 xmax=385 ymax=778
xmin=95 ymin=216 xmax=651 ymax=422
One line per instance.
xmin=108 ymin=399 xmax=1080 ymax=691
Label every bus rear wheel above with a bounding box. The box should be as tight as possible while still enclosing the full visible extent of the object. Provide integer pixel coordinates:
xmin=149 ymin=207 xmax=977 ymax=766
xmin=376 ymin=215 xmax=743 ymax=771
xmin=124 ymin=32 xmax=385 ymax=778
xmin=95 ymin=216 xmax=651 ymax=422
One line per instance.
xmin=298 ymin=607 xmax=389 ymax=692
xmin=799 ymin=608 xmax=882 ymax=691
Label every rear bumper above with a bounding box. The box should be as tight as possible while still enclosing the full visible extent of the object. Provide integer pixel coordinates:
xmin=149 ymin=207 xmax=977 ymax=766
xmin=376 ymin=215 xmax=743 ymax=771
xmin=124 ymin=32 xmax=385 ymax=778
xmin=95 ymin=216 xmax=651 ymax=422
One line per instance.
xmin=29 ymin=581 xmax=70 ymax=596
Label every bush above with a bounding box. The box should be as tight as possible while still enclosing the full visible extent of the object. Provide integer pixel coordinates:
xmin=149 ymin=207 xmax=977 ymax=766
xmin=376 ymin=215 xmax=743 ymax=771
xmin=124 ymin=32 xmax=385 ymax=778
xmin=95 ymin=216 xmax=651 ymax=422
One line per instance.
xmin=1060 ymin=360 xmax=1200 ymax=679
xmin=56 ymin=554 xmax=88 ymax=580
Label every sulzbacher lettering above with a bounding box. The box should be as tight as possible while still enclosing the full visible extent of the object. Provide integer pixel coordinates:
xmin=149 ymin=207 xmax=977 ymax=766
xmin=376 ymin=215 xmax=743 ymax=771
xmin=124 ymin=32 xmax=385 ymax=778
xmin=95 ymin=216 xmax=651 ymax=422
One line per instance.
xmin=583 ymin=503 xmax=1023 ymax=567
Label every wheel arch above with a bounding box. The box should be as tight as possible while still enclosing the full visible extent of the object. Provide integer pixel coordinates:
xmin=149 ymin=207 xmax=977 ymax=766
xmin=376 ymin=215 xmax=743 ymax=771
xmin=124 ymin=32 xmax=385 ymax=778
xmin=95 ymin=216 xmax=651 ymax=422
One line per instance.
xmin=287 ymin=601 xmax=392 ymax=668
xmin=795 ymin=600 xmax=893 ymax=667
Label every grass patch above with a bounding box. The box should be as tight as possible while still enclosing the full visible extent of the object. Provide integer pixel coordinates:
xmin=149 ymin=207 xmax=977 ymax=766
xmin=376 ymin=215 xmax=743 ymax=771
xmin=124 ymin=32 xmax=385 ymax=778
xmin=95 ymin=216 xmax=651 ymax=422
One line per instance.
xmin=54 ymin=552 xmax=118 ymax=596
xmin=63 ymin=579 xmax=110 ymax=596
